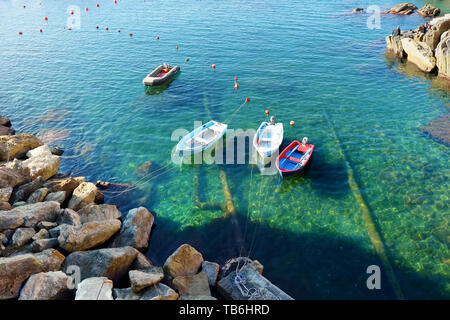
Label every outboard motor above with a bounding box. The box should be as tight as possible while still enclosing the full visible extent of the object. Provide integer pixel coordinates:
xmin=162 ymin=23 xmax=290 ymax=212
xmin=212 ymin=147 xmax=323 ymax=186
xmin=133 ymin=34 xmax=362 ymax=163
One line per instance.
xmin=270 ymin=116 xmax=276 ymax=125
xmin=302 ymin=137 xmax=308 ymax=146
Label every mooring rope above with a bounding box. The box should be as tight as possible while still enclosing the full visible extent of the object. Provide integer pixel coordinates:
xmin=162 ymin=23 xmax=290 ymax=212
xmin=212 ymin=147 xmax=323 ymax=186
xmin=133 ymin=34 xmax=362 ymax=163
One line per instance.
xmin=224 ymin=98 xmax=248 ymax=124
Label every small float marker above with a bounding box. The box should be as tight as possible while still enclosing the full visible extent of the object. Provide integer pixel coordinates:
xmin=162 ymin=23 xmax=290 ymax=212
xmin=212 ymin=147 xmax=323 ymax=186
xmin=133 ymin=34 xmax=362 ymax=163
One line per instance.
xmin=117 ymin=29 xmax=120 ymax=32
xmin=265 ymin=110 xmax=270 ymax=116
xmin=175 ymin=45 xmax=179 ymax=50
xmin=105 ymin=27 xmax=109 ymax=30
xmin=234 ymin=82 xmax=239 ymax=90
xmin=211 ymin=64 xmax=216 ymax=69
xmin=114 ymin=0 xmax=117 ymax=3
xmin=185 ymin=58 xmax=190 ymax=62
xmin=290 ymin=120 xmax=295 ymax=127
xmin=129 ymin=33 xmax=133 ymax=37
xmin=40 ymin=29 xmax=43 ymax=32
xmin=97 ymin=3 xmax=100 ymax=7
xmin=234 ymin=76 xmax=238 ymax=81
xmin=156 ymin=36 xmax=159 ymax=40
xmin=246 ymin=97 xmax=250 ymax=102
xmin=96 ymin=26 xmax=99 ymax=29
xmin=70 ymin=10 xmax=74 ymax=15
xmin=44 ymin=16 xmax=48 ymax=21
xmin=18 ymin=31 xmax=22 ymax=35
xmin=68 ymin=27 xmax=72 ymax=30
xmin=85 ymin=7 xmax=89 ymax=11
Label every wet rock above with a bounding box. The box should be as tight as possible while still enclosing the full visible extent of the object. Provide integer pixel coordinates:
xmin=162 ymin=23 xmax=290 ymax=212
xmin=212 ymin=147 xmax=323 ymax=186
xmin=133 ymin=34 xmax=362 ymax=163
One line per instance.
xmin=163 ymin=244 xmax=203 ymax=280
xmin=201 ymin=261 xmax=220 ymax=287
xmin=352 ymin=8 xmax=364 ymax=13
xmin=424 ymin=14 xmax=450 ymax=49
xmin=36 ymin=221 xmax=58 ymax=230
xmin=420 ymin=114 xmax=450 ymax=146
xmin=56 ymin=208 xmax=81 ymax=226
xmin=0 ymin=134 xmax=43 ymax=161
xmin=217 ymin=266 xmax=293 ymax=300
xmin=33 ymin=249 xmax=65 ymax=272
xmin=0 ymin=253 xmax=44 ymax=299
xmin=95 ymin=180 xmax=110 ymax=189
xmin=49 ymin=146 xmax=64 ymax=156
xmin=44 ymin=191 xmax=66 ymax=204
xmin=77 ymin=204 xmax=121 ymax=223
xmin=135 ymin=161 xmax=153 ymax=177
xmin=94 ymin=188 xmax=104 ymax=204
xmin=58 ymin=219 xmax=121 ymax=252
xmin=436 ymin=34 xmax=450 ymax=79
xmin=0 ymin=201 xmax=60 ymax=231
xmin=0 ymin=167 xmax=24 ymax=188
xmin=22 ymin=145 xmax=60 ymax=181
xmin=418 ymin=4 xmax=440 ymax=17
xmin=75 ymin=277 xmax=113 ymax=300
xmin=10 ymin=176 xmax=44 ymax=203
xmin=43 ymin=176 xmax=84 ymax=194
xmin=130 ymin=251 xmax=154 ymax=270
xmin=0 ymin=187 xmax=13 ymax=202
xmin=220 ymin=257 xmax=264 ymax=278
xmin=0 ymin=115 xmax=11 ymax=127
xmin=19 ymin=271 xmax=70 ymax=300
xmin=173 ymin=271 xmax=211 ymax=297
xmin=401 ymin=38 xmax=436 ymax=72
xmin=110 ymin=207 xmax=154 ymax=251
xmin=32 ymin=229 xmax=49 ymax=241
xmin=30 ymin=238 xmax=59 ymax=253
xmin=11 ymin=227 xmax=36 ymax=247
xmin=129 ymin=267 xmax=164 ymax=292
xmin=0 ymin=126 xmax=14 ymax=136
xmin=0 ymin=201 xmax=11 ymax=211
xmin=384 ymin=3 xmax=417 ymax=15
xmin=114 ymin=284 xmax=178 ymax=300
xmin=68 ymin=182 xmax=97 ymax=211
xmin=27 ymin=187 xmax=48 ymax=204
xmin=63 ymin=246 xmax=138 ymax=282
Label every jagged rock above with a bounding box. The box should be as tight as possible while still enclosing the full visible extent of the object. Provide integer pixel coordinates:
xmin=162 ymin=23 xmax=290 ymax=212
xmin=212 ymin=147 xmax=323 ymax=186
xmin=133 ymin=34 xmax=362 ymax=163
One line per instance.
xmin=110 ymin=207 xmax=153 ymax=251
xmin=0 ymin=201 xmax=11 ymax=211
xmin=43 ymin=176 xmax=84 ymax=194
xmin=436 ymin=34 xmax=450 ymax=79
xmin=77 ymin=204 xmax=121 ymax=223
xmin=130 ymin=251 xmax=154 ymax=270
xmin=424 ymin=14 xmax=450 ymax=49
xmin=0 ymin=167 xmax=24 ymax=188
xmin=58 ymin=219 xmax=121 ymax=252
xmin=31 ymin=238 xmax=59 ymax=253
xmin=163 ymin=244 xmax=203 ymax=280
xmin=401 ymin=38 xmax=436 ymax=72
xmin=0 ymin=253 xmax=44 ymax=299
xmin=49 ymin=146 xmax=64 ymax=156
xmin=32 ymin=229 xmax=48 ymax=241
xmin=68 ymin=182 xmax=97 ymax=211
xmin=36 ymin=221 xmax=57 ymax=230
xmin=129 ymin=267 xmax=164 ymax=292
xmin=0 ymin=201 xmax=60 ymax=231
xmin=33 ymin=249 xmax=65 ymax=272
xmin=0 ymin=134 xmax=43 ymax=161
xmin=202 ymin=261 xmax=220 ymax=287
xmin=352 ymin=8 xmax=364 ymax=13
xmin=384 ymin=3 xmax=417 ymax=15
xmin=179 ymin=295 xmax=217 ymax=300
xmin=0 ymin=187 xmax=13 ymax=202
xmin=217 ymin=266 xmax=293 ymax=300
xmin=44 ymin=191 xmax=66 ymax=204
xmin=22 ymin=145 xmax=59 ymax=181
xmin=56 ymin=208 xmax=81 ymax=226
xmin=75 ymin=277 xmax=113 ymax=300
xmin=114 ymin=284 xmax=178 ymax=300
xmin=420 ymin=114 xmax=450 ymax=145
xmin=418 ymin=4 xmax=440 ymax=17
xmin=10 ymin=176 xmax=44 ymax=203
xmin=0 ymin=115 xmax=11 ymax=127
xmin=11 ymin=227 xmax=35 ymax=247
xmin=27 ymin=187 xmax=48 ymax=204
xmin=173 ymin=271 xmax=211 ymax=297
xmin=19 ymin=271 xmax=70 ymax=300
xmin=0 ymin=126 xmax=14 ymax=136
xmin=63 ymin=246 xmax=138 ymax=282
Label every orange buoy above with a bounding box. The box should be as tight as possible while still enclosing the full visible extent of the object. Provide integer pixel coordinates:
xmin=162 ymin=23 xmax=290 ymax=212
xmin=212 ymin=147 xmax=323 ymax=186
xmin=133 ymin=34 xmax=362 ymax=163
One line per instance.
xmin=156 ymin=36 xmax=159 ymax=40
xmin=96 ymin=3 xmax=100 ymax=7
xmin=70 ymin=10 xmax=74 ymax=15
xmin=114 ymin=0 xmax=117 ymax=3
xmin=185 ymin=58 xmax=190 ymax=62
xmin=234 ymin=82 xmax=239 ymax=90
xmin=106 ymin=27 xmax=109 ymax=30
xmin=211 ymin=64 xmax=216 ymax=69
xmin=19 ymin=31 xmax=22 ymax=35
xmin=234 ymin=76 xmax=238 ymax=81
xmin=129 ymin=33 xmax=133 ymax=36
xmin=85 ymin=7 xmax=89 ymax=11
xmin=96 ymin=26 xmax=99 ymax=29
xmin=290 ymin=120 xmax=295 ymax=127
xmin=175 ymin=45 xmax=179 ymax=50
xmin=44 ymin=16 xmax=48 ymax=21
xmin=117 ymin=29 xmax=120 ymax=32
xmin=246 ymin=97 xmax=250 ymax=102
xmin=68 ymin=27 xmax=72 ymax=30
xmin=265 ymin=110 xmax=270 ymax=115
xmin=40 ymin=29 xmax=43 ymax=32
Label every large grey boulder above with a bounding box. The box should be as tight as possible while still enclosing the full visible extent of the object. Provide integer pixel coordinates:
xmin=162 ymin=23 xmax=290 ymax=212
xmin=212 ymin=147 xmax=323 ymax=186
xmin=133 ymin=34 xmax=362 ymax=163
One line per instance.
xmin=217 ymin=266 xmax=293 ymax=300
xmin=10 ymin=176 xmax=44 ymax=203
xmin=110 ymin=207 xmax=153 ymax=250
xmin=56 ymin=208 xmax=81 ymax=226
xmin=57 ymin=219 xmax=121 ymax=252
xmin=173 ymin=271 xmax=211 ymax=297
xmin=163 ymin=244 xmax=203 ymax=280
xmin=77 ymin=203 xmax=121 ymax=223
xmin=75 ymin=277 xmax=113 ymax=300
xmin=0 ymin=187 xmax=12 ymax=203
xmin=202 ymin=261 xmax=220 ymax=287
xmin=33 ymin=249 xmax=65 ymax=272
xmin=0 ymin=254 xmax=44 ymax=299
xmin=68 ymin=182 xmax=97 ymax=211
xmin=114 ymin=283 xmax=178 ymax=300
xmin=19 ymin=271 xmax=70 ymax=300
xmin=0 ymin=134 xmax=43 ymax=161
xmin=129 ymin=267 xmax=164 ymax=292
xmin=0 ymin=167 xmax=24 ymax=189
xmin=63 ymin=246 xmax=138 ymax=282
xmin=44 ymin=191 xmax=66 ymax=204
xmin=0 ymin=201 xmax=60 ymax=231
xmin=27 ymin=187 xmax=48 ymax=204
xmin=10 ymin=227 xmax=36 ymax=247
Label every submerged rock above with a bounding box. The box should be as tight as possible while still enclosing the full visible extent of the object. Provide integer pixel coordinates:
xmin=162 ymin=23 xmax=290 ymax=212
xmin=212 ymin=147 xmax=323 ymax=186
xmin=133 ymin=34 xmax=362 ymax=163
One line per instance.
xmin=63 ymin=246 xmax=138 ymax=282
xmin=0 ymin=115 xmax=11 ymax=128
xmin=129 ymin=267 xmax=164 ymax=292
xmin=77 ymin=203 xmax=121 ymax=223
xmin=57 ymin=219 xmax=121 ymax=252
xmin=401 ymin=38 xmax=436 ymax=72
xmin=172 ymin=271 xmax=211 ymax=297
xmin=420 ymin=114 xmax=450 ymax=146
xmin=68 ymin=182 xmax=97 ymax=211
xmin=418 ymin=4 xmax=440 ymax=17
xmin=0 ymin=134 xmax=43 ymax=161
xmin=384 ymin=3 xmax=417 ymax=15
xmin=352 ymin=8 xmax=364 ymax=13
xmin=19 ymin=271 xmax=70 ymax=300
xmin=110 ymin=207 xmax=154 ymax=251
xmin=75 ymin=277 xmax=113 ymax=300
xmin=163 ymin=244 xmax=204 ymax=280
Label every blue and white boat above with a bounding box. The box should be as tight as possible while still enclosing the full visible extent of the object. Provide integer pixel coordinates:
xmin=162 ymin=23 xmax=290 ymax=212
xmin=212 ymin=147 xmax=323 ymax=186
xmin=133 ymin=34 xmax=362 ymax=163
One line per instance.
xmin=253 ymin=120 xmax=283 ymax=159
xmin=176 ymin=120 xmax=227 ymax=156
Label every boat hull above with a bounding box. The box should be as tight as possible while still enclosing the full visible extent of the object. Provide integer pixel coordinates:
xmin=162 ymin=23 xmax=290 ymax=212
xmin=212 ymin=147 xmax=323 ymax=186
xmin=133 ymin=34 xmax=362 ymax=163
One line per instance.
xmin=143 ymin=65 xmax=180 ymax=86
xmin=253 ymin=122 xmax=283 ymax=160
xmin=176 ymin=120 xmax=227 ymax=156
xmin=276 ymin=140 xmax=314 ymax=177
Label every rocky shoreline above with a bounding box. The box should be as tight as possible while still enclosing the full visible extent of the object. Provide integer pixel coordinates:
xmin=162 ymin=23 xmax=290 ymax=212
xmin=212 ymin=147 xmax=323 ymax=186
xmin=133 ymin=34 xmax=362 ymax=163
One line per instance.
xmin=0 ymin=114 xmax=292 ymax=300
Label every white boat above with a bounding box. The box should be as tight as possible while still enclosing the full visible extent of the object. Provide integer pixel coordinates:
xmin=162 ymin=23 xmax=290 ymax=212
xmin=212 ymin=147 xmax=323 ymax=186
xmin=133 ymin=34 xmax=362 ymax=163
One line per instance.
xmin=253 ymin=120 xmax=283 ymax=159
xmin=176 ymin=120 xmax=227 ymax=156
xmin=143 ymin=65 xmax=180 ymax=86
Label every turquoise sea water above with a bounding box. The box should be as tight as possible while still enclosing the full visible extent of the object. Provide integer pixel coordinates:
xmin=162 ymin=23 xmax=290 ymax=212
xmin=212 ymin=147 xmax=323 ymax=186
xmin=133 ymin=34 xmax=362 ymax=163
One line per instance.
xmin=0 ymin=0 xmax=449 ymax=299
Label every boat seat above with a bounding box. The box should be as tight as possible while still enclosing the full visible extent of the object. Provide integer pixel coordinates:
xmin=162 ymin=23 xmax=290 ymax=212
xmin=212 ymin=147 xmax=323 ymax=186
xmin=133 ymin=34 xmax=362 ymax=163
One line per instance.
xmin=194 ymin=137 xmax=209 ymax=145
xmin=288 ymin=156 xmax=301 ymax=163
xmin=260 ymin=138 xmax=272 ymax=142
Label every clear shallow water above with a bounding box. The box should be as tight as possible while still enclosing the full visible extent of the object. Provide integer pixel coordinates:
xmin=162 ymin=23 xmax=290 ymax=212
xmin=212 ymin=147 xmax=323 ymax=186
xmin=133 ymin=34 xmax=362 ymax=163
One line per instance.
xmin=0 ymin=0 xmax=449 ymax=299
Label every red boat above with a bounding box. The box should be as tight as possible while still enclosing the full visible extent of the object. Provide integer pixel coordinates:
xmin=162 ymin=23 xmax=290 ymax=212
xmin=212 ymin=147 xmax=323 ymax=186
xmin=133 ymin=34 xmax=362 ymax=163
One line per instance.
xmin=276 ymin=140 xmax=314 ymax=177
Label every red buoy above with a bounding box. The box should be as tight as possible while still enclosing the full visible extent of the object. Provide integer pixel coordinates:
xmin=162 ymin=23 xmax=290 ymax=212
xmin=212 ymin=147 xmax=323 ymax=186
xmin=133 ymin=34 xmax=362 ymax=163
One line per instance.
xmin=44 ymin=16 xmax=48 ymax=21
xmin=117 ymin=29 xmax=121 ymax=32
xmin=234 ymin=76 xmax=238 ymax=81
xmin=68 ymin=27 xmax=72 ymax=30
xmin=96 ymin=26 xmax=99 ymax=29
xmin=234 ymin=82 xmax=239 ymax=90
xmin=85 ymin=7 xmax=89 ymax=11
xmin=175 ymin=45 xmax=179 ymax=50
xmin=129 ymin=33 xmax=133 ymax=37
xmin=114 ymin=0 xmax=117 ymax=3
xmin=71 ymin=10 xmax=74 ymax=15
xmin=40 ymin=29 xmax=43 ymax=32
xmin=290 ymin=120 xmax=295 ymax=127
xmin=185 ymin=58 xmax=190 ymax=62
xmin=246 ymin=97 xmax=250 ymax=102
xmin=96 ymin=3 xmax=100 ymax=7
xmin=211 ymin=64 xmax=216 ymax=69
xmin=265 ymin=110 xmax=270 ymax=115
xmin=106 ymin=27 xmax=109 ymax=30
xmin=19 ymin=31 xmax=22 ymax=35
xmin=156 ymin=36 xmax=159 ymax=40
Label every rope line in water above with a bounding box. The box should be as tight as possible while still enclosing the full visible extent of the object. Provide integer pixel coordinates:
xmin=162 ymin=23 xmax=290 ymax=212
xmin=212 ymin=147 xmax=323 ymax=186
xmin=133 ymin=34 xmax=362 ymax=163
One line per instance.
xmin=225 ymin=98 xmax=248 ymax=124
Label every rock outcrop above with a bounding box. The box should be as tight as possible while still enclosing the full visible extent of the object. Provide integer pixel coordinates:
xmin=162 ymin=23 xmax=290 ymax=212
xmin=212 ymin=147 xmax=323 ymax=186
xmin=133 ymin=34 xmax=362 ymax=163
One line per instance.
xmin=67 ymin=182 xmax=97 ymax=211
xmin=114 ymin=284 xmax=178 ymax=300
xmin=22 ymin=145 xmax=60 ymax=181
xmin=163 ymin=244 xmax=203 ymax=280
xmin=418 ymin=4 xmax=440 ymax=17
xmin=75 ymin=277 xmax=113 ymax=300
xmin=172 ymin=271 xmax=211 ymax=297
xmin=19 ymin=271 xmax=70 ymax=300
xmin=435 ymin=33 xmax=450 ymax=78
xmin=401 ymin=38 xmax=436 ymax=72
xmin=77 ymin=204 xmax=121 ymax=223
xmin=384 ymin=3 xmax=417 ymax=15
xmin=0 ymin=134 xmax=42 ymax=161
xmin=129 ymin=267 xmax=164 ymax=292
